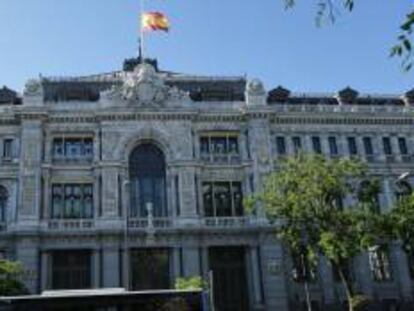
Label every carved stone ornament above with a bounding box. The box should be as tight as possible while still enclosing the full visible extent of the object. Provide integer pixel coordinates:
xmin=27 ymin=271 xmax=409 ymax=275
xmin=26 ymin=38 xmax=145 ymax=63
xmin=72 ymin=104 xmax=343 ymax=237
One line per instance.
xmin=24 ymin=79 xmax=42 ymax=97
xmin=246 ymin=79 xmax=265 ymax=96
xmin=105 ymin=63 xmax=190 ymax=106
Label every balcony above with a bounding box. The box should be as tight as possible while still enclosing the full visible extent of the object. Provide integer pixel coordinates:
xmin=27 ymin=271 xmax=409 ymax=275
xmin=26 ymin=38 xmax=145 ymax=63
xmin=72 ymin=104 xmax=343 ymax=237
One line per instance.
xmin=200 ymin=153 xmax=241 ymax=165
xmin=128 ymin=217 xmax=173 ymax=229
xmin=52 ymin=155 xmax=93 ymax=165
xmin=47 ymin=219 xmax=94 ymax=231
xmin=203 ymin=216 xmax=264 ymax=228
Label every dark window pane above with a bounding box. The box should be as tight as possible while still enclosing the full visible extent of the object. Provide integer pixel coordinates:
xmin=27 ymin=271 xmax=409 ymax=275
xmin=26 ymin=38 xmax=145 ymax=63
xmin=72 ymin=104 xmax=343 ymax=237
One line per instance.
xmin=347 ymin=137 xmax=358 ymax=155
xmin=232 ymin=182 xmax=243 ymax=216
xmin=53 ymin=139 xmax=64 ymax=157
xmin=129 ymin=144 xmax=166 ymax=217
xmin=203 ymin=183 xmax=214 ymax=217
xmin=200 ymin=137 xmax=210 ymax=156
xmin=398 ymin=137 xmax=408 ymax=155
xmin=312 ymin=137 xmax=322 ymax=154
xmin=228 ymin=137 xmax=239 ymax=154
xmin=276 ymin=137 xmax=286 ymax=155
xmin=131 ymin=249 xmax=170 ymax=290
xmin=3 ymin=139 xmax=12 ymax=158
xmin=363 ymin=137 xmax=373 ymax=156
xmin=328 ymin=137 xmax=338 ymax=156
xmin=215 ymin=182 xmax=231 ymax=217
xmin=51 ymin=250 xmax=91 ymax=290
xmin=0 ymin=186 xmax=7 ymax=222
xmin=292 ymin=137 xmax=302 ymax=154
xmin=383 ymin=137 xmax=393 ymax=155
xmin=369 ymin=245 xmax=392 ymax=282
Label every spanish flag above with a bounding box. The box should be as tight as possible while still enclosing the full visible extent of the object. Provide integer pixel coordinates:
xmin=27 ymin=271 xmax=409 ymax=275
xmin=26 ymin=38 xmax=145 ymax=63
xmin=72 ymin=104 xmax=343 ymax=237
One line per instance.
xmin=142 ymin=12 xmax=170 ymax=32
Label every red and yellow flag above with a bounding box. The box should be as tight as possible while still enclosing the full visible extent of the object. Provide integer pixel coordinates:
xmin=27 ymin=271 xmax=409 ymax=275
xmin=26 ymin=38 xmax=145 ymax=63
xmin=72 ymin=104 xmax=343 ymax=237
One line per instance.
xmin=142 ymin=12 xmax=170 ymax=32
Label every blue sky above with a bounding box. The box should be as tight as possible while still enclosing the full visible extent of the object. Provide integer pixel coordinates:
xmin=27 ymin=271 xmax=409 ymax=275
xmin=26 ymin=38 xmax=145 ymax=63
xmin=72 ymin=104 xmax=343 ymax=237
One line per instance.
xmin=0 ymin=0 xmax=413 ymax=94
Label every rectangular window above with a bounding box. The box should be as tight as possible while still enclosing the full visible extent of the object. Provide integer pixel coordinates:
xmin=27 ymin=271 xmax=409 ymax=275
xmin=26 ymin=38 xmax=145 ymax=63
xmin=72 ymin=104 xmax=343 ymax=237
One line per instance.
xmin=52 ymin=137 xmax=93 ymax=161
xmin=363 ymin=137 xmax=374 ymax=155
xmin=328 ymin=137 xmax=338 ymax=156
xmin=202 ymin=182 xmax=243 ymax=217
xmin=51 ymin=184 xmax=93 ymax=219
xmin=369 ymin=245 xmax=392 ymax=282
xmin=276 ymin=137 xmax=286 ymax=155
xmin=383 ymin=137 xmax=393 ymax=156
xmin=199 ymin=133 xmax=240 ymax=163
xmin=347 ymin=137 xmax=358 ymax=156
xmin=398 ymin=137 xmax=408 ymax=155
xmin=3 ymin=139 xmax=12 ymax=158
xmin=51 ymin=250 xmax=91 ymax=290
xmin=311 ymin=137 xmax=322 ymax=154
xmin=292 ymin=136 xmax=302 ymax=154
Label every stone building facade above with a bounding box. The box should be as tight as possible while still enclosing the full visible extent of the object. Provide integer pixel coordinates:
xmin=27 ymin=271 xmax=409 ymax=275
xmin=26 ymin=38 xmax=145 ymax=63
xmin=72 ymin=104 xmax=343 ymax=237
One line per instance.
xmin=0 ymin=59 xmax=414 ymax=310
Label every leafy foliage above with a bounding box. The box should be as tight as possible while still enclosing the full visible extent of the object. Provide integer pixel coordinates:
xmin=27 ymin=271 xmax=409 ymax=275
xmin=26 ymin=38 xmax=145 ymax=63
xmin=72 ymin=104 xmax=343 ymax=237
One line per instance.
xmin=175 ymin=276 xmax=206 ymax=291
xmin=389 ymin=193 xmax=414 ymax=253
xmin=247 ymin=154 xmax=385 ymax=310
xmin=0 ymin=259 xmax=29 ymax=296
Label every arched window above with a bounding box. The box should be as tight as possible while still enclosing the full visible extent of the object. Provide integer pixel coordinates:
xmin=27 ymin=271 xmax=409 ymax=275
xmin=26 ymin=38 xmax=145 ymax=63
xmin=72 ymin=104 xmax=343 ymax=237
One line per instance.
xmin=129 ymin=144 xmax=166 ymax=217
xmin=0 ymin=186 xmax=8 ymax=222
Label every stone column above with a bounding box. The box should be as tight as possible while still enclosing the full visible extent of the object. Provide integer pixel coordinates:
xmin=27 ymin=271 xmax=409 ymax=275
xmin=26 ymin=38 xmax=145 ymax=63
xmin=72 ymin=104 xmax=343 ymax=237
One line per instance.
xmin=101 ymin=164 xmax=120 ymax=218
xmin=15 ymin=240 xmax=39 ymax=293
xmin=182 ymin=247 xmax=201 ymax=277
xmin=40 ymin=251 xmax=50 ymax=292
xmin=18 ymin=119 xmax=44 ymax=228
xmin=382 ymin=178 xmax=394 ymax=213
xmin=176 ymin=167 xmax=198 ymax=225
xmin=92 ymin=249 xmax=100 ymax=288
xmin=391 ymin=136 xmax=401 ymax=162
xmin=319 ymin=257 xmax=335 ymax=305
xmin=122 ymin=247 xmax=130 ymax=290
xmin=102 ymin=246 xmax=120 ymax=288
xmin=172 ymin=247 xmax=182 ymax=284
xmin=391 ymin=244 xmax=413 ymax=301
xmin=248 ymin=247 xmax=264 ymax=308
xmin=338 ymin=135 xmax=349 ymax=158
xmin=354 ymin=253 xmax=373 ymax=297
xmin=373 ymin=136 xmax=385 ymax=162
xmin=261 ymin=240 xmax=290 ymax=311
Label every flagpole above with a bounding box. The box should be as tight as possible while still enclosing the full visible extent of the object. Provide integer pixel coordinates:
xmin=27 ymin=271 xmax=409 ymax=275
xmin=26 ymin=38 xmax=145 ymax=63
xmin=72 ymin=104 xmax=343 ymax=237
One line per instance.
xmin=139 ymin=0 xmax=145 ymax=63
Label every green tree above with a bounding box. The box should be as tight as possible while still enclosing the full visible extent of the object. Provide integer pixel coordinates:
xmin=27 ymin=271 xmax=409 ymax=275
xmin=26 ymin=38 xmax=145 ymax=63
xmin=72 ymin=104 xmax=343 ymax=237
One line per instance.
xmin=0 ymin=259 xmax=29 ymax=296
xmin=283 ymin=0 xmax=414 ymax=70
xmin=389 ymin=192 xmax=414 ymax=260
xmin=247 ymin=154 xmax=386 ymax=311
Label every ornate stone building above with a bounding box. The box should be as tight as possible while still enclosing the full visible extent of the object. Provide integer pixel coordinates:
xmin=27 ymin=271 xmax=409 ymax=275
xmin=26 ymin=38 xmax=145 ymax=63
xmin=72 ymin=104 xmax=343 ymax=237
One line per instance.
xmin=0 ymin=59 xmax=414 ymax=310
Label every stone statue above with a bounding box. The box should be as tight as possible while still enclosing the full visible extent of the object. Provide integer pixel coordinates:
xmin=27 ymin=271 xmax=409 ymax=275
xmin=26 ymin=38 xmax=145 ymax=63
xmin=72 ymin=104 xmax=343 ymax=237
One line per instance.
xmin=105 ymin=63 xmax=190 ymax=107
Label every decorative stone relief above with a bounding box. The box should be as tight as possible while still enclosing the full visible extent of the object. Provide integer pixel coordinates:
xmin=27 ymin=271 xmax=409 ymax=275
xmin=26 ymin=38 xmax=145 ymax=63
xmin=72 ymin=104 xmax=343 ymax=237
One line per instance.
xmin=104 ymin=63 xmax=191 ymax=107
xmin=24 ymin=79 xmax=43 ymax=97
xmin=245 ymin=79 xmax=266 ymax=106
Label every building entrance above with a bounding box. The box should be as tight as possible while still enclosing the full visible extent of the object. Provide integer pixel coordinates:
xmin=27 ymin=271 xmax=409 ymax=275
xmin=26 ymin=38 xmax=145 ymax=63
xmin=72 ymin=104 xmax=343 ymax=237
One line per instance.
xmin=209 ymin=247 xmax=249 ymax=311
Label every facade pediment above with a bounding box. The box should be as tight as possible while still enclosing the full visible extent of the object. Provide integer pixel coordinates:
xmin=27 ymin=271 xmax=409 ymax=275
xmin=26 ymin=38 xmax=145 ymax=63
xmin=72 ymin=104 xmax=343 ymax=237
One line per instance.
xmin=102 ymin=63 xmax=191 ymax=107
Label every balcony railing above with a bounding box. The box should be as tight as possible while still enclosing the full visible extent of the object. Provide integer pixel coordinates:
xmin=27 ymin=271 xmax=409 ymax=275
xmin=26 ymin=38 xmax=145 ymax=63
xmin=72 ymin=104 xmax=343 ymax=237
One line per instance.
xmin=128 ymin=217 xmax=173 ymax=229
xmin=47 ymin=219 xmax=94 ymax=230
xmin=203 ymin=216 xmax=257 ymax=228
xmin=200 ymin=153 xmax=241 ymax=164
